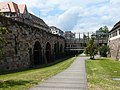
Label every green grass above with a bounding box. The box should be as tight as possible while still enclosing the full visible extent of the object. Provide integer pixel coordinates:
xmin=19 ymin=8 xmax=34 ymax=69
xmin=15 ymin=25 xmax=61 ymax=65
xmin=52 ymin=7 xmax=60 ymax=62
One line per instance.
xmin=86 ymin=57 xmax=120 ymax=90
xmin=0 ymin=57 xmax=76 ymax=90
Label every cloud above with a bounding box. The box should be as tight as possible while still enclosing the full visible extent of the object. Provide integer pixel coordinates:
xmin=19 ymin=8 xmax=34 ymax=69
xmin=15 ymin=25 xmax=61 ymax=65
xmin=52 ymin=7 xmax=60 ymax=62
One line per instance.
xmin=44 ymin=0 xmax=120 ymax=32
xmin=57 ymin=7 xmax=82 ymax=30
xmin=1 ymin=0 xmax=120 ymax=32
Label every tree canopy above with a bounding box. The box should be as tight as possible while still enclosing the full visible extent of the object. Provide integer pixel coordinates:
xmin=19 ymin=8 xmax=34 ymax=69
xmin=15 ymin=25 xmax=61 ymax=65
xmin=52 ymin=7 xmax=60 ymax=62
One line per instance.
xmin=84 ymin=37 xmax=97 ymax=59
xmin=98 ymin=26 xmax=109 ymax=33
xmin=99 ymin=44 xmax=109 ymax=57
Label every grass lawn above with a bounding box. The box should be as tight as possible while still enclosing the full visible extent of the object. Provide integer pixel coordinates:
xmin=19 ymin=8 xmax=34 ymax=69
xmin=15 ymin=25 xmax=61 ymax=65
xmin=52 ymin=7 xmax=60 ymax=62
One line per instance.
xmin=86 ymin=57 xmax=120 ymax=90
xmin=0 ymin=57 xmax=75 ymax=90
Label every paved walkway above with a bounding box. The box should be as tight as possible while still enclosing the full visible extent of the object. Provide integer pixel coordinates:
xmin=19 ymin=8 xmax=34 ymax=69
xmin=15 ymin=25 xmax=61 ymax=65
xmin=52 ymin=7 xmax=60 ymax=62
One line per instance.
xmin=29 ymin=56 xmax=88 ymax=90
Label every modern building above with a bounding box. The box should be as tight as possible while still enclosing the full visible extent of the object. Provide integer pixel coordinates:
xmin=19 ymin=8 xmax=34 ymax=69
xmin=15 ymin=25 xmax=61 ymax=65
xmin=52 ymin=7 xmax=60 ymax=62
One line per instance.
xmin=91 ymin=30 xmax=108 ymax=46
xmin=64 ymin=31 xmax=75 ymax=40
xmin=50 ymin=26 xmax=64 ymax=37
xmin=64 ymin=31 xmax=84 ymax=55
xmin=108 ymin=21 xmax=120 ymax=61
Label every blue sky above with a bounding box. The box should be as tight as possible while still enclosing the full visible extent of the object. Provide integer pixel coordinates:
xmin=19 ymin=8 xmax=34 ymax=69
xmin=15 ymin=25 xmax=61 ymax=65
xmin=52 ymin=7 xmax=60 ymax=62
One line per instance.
xmin=1 ymin=0 xmax=120 ymax=32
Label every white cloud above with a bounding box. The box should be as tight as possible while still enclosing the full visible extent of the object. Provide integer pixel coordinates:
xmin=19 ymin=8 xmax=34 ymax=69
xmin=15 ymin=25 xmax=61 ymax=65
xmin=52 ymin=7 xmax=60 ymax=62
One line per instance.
xmin=44 ymin=0 xmax=120 ymax=32
xmin=1 ymin=0 xmax=120 ymax=32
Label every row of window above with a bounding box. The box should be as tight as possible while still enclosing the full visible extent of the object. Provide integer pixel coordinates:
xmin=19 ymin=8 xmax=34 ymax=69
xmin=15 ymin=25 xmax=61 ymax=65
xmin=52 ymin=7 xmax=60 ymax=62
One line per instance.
xmin=3 ymin=12 xmax=18 ymax=17
xmin=66 ymin=43 xmax=84 ymax=48
xmin=110 ymin=29 xmax=120 ymax=38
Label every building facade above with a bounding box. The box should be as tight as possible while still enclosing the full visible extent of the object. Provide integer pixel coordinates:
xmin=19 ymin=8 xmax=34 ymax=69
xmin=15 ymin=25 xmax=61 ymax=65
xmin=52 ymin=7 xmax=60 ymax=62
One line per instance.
xmin=0 ymin=1 xmax=51 ymax=32
xmin=0 ymin=2 xmax=20 ymax=19
xmin=108 ymin=21 xmax=120 ymax=61
xmin=64 ymin=31 xmax=75 ymax=40
xmin=50 ymin=26 xmax=64 ymax=37
xmin=91 ymin=30 xmax=108 ymax=47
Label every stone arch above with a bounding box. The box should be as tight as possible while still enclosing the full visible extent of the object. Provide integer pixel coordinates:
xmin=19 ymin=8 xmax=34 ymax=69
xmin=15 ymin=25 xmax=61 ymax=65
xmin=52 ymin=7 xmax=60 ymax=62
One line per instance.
xmin=54 ymin=42 xmax=60 ymax=60
xmin=60 ymin=44 xmax=63 ymax=53
xmin=56 ymin=42 xmax=59 ymax=53
xmin=54 ymin=43 xmax=58 ymax=60
xmin=33 ymin=41 xmax=43 ymax=65
xmin=46 ymin=42 xmax=52 ymax=63
xmin=54 ymin=43 xmax=57 ymax=53
xmin=59 ymin=44 xmax=64 ymax=58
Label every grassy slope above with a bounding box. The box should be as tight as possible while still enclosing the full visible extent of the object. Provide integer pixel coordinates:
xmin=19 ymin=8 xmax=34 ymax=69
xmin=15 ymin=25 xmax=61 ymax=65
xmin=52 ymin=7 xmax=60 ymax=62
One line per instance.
xmin=86 ymin=58 xmax=120 ymax=90
xmin=0 ymin=57 xmax=75 ymax=90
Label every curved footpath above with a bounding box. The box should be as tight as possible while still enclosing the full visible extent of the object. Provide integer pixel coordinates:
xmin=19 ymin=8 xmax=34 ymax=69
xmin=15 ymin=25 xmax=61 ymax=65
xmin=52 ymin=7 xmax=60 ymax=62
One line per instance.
xmin=29 ymin=56 xmax=88 ymax=90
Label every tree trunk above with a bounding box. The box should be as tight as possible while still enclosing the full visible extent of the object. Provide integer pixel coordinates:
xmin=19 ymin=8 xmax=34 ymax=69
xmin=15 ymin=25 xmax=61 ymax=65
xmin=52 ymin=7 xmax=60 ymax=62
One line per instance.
xmin=90 ymin=55 xmax=94 ymax=60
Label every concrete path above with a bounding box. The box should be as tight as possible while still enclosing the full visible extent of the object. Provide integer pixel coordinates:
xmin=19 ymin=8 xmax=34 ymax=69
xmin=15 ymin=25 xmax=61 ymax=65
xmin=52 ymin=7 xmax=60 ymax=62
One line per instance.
xmin=29 ymin=56 xmax=88 ymax=90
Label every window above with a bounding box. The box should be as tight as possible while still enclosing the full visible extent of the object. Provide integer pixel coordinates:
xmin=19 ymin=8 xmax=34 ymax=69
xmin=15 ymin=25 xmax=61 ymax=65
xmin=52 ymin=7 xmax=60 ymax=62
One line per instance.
xmin=68 ymin=45 xmax=70 ymax=48
xmin=111 ymin=30 xmax=117 ymax=37
xmin=10 ymin=13 xmax=12 ymax=17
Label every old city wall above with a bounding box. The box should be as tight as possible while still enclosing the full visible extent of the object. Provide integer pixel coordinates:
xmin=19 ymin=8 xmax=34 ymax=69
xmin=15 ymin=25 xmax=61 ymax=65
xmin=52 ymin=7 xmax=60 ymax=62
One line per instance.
xmin=108 ymin=38 xmax=120 ymax=61
xmin=0 ymin=16 xmax=65 ymax=71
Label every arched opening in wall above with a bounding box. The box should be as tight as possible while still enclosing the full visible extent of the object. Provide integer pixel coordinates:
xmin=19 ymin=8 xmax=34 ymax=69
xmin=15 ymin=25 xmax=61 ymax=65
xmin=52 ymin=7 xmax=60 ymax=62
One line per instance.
xmin=46 ymin=42 xmax=52 ymax=63
xmin=54 ymin=43 xmax=57 ymax=60
xmin=56 ymin=42 xmax=59 ymax=53
xmin=60 ymin=44 xmax=63 ymax=58
xmin=60 ymin=44 xmax=63 ymax=53
xmin=33 ymin=41 xmax=43 ymax=65
xmin=56 ymin=42 xmax=60 ymax=59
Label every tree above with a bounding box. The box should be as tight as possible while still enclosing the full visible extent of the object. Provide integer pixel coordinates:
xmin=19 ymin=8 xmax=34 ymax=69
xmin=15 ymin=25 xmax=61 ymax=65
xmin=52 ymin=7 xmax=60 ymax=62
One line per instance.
xmin=0 ymin=27 xmax=7 ymax=58
xmin=84 ymin=38 xmax=97 ymax=59
xmin=99 ymin=44 xmax=109 ymax=57
xmin=83 ymin=34 xmax=90 ymax=47
xmin=98 ymin=26 xmax=109 ymax=33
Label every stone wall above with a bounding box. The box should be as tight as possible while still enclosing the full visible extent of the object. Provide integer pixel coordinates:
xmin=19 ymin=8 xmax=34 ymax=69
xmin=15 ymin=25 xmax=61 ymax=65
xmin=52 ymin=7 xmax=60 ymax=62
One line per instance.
xmin=0 ymin=16 xmax=65 ymax=71
xmin=108 ymin=38 xmax=120 ymax=61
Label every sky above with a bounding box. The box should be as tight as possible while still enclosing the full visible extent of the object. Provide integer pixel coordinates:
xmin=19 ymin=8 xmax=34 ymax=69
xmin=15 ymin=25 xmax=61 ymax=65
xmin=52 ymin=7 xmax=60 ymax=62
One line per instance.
xmin=1 ymin=0 xmax=120 ymax=33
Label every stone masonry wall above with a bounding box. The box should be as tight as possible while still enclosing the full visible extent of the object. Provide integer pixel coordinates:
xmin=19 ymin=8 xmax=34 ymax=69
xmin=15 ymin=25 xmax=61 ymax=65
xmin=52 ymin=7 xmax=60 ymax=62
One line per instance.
xmin=108 ymin=38 xmax=120 ymax=61
xmin=0 ymin=16 xmax=65 ymax=71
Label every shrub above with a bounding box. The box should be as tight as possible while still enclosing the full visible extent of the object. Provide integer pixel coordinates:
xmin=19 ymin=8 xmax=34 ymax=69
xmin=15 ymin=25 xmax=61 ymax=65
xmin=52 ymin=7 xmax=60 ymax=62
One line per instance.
xmin=99 ymin=44 xmax=109 ymax=57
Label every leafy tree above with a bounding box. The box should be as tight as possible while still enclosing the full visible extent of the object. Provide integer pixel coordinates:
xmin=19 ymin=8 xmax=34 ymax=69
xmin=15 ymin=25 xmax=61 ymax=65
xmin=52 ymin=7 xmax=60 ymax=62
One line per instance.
xmin=84 ymin=38 xmax=97 ymax=59
xmin=99 ymin=44 xmax=109 ymax=57
xmin=98 ymin=26 xmax=109 ymax=33
xmin=83 ymin=34 xmax=90 ymax=47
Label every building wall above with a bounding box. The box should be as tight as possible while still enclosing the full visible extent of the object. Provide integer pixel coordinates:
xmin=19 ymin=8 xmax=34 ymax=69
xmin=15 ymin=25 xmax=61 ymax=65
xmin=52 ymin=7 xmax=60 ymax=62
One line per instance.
xmin=108 ymin=22 xmax=120 ymax=61
xmin=50 ymin=26 xmax=64 ymax=37
xmin=0 ymin=16 xmax=65 ymax=71
xmin=108 ymin=38 xmax=120 ymax=61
